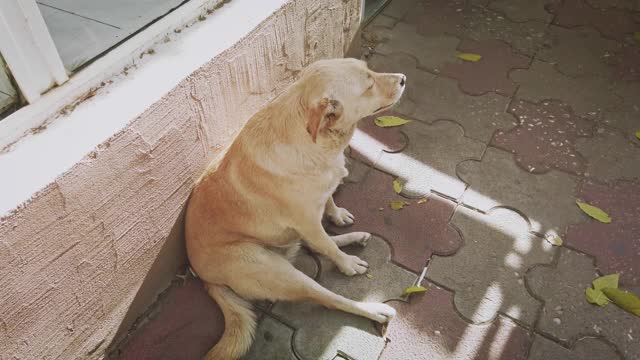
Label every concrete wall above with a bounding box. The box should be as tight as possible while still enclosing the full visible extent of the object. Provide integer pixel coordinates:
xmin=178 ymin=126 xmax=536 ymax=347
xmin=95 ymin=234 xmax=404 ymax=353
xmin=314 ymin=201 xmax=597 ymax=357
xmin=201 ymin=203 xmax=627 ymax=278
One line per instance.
xmin=0 ymin=0 xmax=361 ymax=358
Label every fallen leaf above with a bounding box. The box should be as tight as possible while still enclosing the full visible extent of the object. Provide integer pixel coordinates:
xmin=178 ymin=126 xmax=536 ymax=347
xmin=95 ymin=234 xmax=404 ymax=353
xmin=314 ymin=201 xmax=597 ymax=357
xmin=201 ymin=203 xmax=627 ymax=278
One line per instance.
xmin=456 ymin=53 xmax=482 ymax=62
xmin=546 ymin=236 xmax=563 ymax=246
xmin=593 ymin=273 xmax=619 ymax=291
xmin=392 ymin=179 xmax=403 ymax=194
xmin=402 ymin=285 xmax=427 ymax=297
xmin=390 ymin=200 xmax=409 ymax=210
xmin=366 ymin=273 xmax=374 ymax=279
xmin=586 ymin=287 xmax=610 ymax=306
xmin=417 ymin=197 xmax=428 ymax=204
xmin=635 ymin=129 xmax=640 ymax=140
xmin=602 ymin=288 xmax=640 ymax=316
xmin=576 ymin=200 xmax=612 ymax=223
xmin=374 ymin=115 xmax=412 ymax=127
xmin=635 ymin=32 xmax=640 ymax=45
xmin=585 ymin=273 xmax=619 ymax=306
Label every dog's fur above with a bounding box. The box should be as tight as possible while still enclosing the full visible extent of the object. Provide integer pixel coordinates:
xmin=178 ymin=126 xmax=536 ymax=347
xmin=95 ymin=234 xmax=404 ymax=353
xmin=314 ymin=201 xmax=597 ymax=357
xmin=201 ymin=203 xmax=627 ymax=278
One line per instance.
xmin=185 ymin=58 xmax=406 ymax=359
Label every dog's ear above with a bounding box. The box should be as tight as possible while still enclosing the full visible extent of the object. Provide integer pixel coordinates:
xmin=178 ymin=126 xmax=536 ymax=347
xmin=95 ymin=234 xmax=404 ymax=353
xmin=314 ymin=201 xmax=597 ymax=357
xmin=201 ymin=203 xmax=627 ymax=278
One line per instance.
xmin=307 ymin=97 xmax=343 ymax=143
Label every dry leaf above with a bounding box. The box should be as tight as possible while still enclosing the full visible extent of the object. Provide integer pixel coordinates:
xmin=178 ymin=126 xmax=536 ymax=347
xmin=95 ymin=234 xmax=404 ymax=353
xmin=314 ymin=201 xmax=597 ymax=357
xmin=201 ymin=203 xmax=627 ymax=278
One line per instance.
xmin=634 ymin=32 xmax=640 ymax=45
xmin=393 ymin=179 xmax=403 ymax=194
xmin=602 ymin=288 xmax=640 ymax=316
xmin=546 ymin=236 xmax=563 ymax=246
xmin=366 ymin=273 xmax=374 ymax=279
xmin=585 ymin=273 xmax=619 ymax=306
xmin=402 ymin=285 xmax=427 ymax=297
xmin=635 ymin=129 xmax=640 ymax=140
xmin=576 ymin=200 xmax=612 ymax=223
xmin=417 ymin=197 xmax=428 ymax=204
xmin=374 ymin=116 xmax=412 ymax=127
xmin=456 ymin=53 xmax=482 ymax=62
xmin=390 ymin=200 xmax=409 ymax=210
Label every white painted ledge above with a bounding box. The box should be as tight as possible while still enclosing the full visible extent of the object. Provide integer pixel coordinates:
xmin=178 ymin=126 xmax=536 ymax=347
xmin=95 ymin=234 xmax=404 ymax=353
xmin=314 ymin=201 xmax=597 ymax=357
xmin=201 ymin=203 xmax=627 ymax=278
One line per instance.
xmin=0 ymin=0 xmax=288 ymax=216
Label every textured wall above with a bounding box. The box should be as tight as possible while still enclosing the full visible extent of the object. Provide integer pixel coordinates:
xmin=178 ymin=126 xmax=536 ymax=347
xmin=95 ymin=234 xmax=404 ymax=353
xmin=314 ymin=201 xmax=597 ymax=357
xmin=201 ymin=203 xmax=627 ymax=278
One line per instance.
xmin=0 ymin=0 xmax=361 ymax=358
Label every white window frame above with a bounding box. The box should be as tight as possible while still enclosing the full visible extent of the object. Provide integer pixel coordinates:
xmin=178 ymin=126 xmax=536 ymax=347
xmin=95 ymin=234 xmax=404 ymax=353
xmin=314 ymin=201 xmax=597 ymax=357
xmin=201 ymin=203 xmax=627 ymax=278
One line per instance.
xmin=0 ymin=0 xmax=225 ymax=150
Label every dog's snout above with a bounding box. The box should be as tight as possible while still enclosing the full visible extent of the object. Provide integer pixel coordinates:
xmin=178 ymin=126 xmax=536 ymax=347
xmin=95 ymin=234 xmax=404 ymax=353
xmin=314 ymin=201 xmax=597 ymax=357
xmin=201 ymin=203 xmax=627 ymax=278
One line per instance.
xmin=400 ymin=75 xmax=406 ymax=87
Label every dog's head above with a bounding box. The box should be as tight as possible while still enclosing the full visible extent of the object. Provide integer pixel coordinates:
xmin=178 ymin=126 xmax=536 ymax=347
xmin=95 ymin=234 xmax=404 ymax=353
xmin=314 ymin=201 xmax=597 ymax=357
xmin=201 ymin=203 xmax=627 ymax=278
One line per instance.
xmin=298 ymin=58 xmax=406 ymax=143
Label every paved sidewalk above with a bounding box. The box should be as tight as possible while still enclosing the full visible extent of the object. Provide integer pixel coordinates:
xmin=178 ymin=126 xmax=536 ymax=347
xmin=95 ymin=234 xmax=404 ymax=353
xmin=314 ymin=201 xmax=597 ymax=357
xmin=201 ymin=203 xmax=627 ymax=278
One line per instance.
xmin=113 ymin=0 xmax=640 ymax=359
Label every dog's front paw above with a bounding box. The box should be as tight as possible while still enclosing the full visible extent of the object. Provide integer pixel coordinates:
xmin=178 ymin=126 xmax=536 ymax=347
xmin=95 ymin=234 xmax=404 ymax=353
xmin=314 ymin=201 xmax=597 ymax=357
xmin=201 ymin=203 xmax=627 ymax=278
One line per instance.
xmin=358 ymin=302 xmax=396 ymax=323
xmin=350 ymin=231 xmax=371 ymax=246
xmin=328 ymin=207 xmax=355 ymax=227
xmin=337 ymin=254 xmax=368 ymax=276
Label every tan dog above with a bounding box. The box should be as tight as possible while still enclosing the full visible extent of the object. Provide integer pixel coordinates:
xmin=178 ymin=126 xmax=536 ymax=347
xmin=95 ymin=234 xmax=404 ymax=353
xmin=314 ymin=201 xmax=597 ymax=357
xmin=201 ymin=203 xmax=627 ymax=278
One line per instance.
xmin=185 ymin=58 xmax=406 ymax=359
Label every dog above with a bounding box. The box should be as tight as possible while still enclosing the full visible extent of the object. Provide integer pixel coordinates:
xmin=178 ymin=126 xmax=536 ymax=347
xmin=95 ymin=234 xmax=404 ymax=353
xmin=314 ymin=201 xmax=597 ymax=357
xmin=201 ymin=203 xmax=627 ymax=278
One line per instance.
xmin=185 ymin=58 xmax=406 ymax=359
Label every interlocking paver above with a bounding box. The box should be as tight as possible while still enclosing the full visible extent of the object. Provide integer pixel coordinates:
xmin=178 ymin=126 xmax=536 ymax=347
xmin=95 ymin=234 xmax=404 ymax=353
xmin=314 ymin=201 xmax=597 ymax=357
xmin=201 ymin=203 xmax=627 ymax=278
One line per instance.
xmin=243 ymin=315 xmax=297 ymax=360
xmin=115 ymin=278 xmax=224 ymax=360
xmin=565 ymin=179 xmax=640 ymax=288
xmin=610 ymin=44 xmax=640 ymax=81
xmin=601 ymin=81 xmax=640 ymax=141
xmin=586 ymin=0 xmax=636 ymax=9
xmin=441 ymin=39 xmax=530 ymax=97
xmin=549 ymin=0 xmax=639 ymax=40
xmin=369 ymin=53 xmax=517 ymax=142
xmin=492 ymin=99 xmax=595 ymax=175
xmin=526 ymin=248 xmax=640 ymax=359
xmin=457 ymin=5 xmax=550 ymax=56
xmin=404 ymin=0 xmax=469 ymax=37
xmin=380 ymin=282 xmax=531 ymax=360
xmin=537 ymin=26 xmax=619 ymax=77
xmin=374 ymin=22 xmax=460 ymax=73
xmin=575 ymin=127 xmax=640 ymax=182
xmin=329 ymin=165 xmax=462 ymax=272
xmin=270 ymin=236 xmax=418 ymax=360
xmin=373 ymin=120 xmax=485 ymax=199
xmin=458 ymin=147 xmax=583 ymax=235
xmin=528 ymin=335 xmax=622 ymax=360
xmin=349 ymin=113 xmax=407 ymax=165
xmin=511 ymin=60 xmax=621 ymax=118
xmin=428 ymin=206 xmax=555 ymax=324
xmin=488 ymin=0 xmax=554 ymax=22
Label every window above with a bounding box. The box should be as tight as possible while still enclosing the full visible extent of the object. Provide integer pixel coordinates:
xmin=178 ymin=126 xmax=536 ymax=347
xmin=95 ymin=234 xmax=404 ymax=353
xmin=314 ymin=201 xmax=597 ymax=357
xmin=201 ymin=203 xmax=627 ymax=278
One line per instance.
xmin=0 ymin=0 xmax=198 ymax=122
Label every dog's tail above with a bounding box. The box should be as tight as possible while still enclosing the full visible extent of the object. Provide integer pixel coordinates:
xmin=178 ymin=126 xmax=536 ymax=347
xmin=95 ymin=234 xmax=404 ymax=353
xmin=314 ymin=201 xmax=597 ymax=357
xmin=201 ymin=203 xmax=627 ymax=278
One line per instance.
xmin=204 ymin=284 xmax=257 ymax=360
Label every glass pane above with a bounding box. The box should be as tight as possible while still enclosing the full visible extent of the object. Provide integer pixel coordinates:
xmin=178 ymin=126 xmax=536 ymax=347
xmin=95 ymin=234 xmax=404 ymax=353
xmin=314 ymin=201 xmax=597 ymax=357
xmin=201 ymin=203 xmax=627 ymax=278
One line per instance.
xmin=38 ymin=0 xmax=187 ymax=72
xmin=0 ymin=55 xmax=20 ymax=120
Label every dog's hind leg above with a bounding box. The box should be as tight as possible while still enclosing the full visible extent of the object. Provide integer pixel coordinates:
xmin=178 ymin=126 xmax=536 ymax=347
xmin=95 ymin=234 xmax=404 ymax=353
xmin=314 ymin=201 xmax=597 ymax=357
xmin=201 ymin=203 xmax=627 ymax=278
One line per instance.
xmin=206 ymin=242 xmax=395 ymax=324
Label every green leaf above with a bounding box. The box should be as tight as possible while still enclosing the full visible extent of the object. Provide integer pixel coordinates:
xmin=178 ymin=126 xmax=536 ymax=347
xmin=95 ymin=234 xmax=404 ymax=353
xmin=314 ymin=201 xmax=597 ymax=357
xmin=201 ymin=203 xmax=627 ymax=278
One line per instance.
xmin=402 ymin=285 xmax=427 ymax=297
xmin=374 ymin=116 xmax=412 ymax=128
xmin=392 ymin=179 xmax=403 ymax=194
xmin=576 ymin=200 xmax=612 ymax=223
xmin=634 ymin=32 xmax=640 ymax=45
xmin=547 ymin=236 xmax=563 ymax=246
xmin=456 ymin=53 xmax=482 ymax=62
xmin=366 ymin=273 xmax=374 ymax=279
xmin=390 ymin=200 xmax=409 ymax=210
xmin=635 ymin=129 xmax=640 ymax=140
xmin=586 ymin=287 xmax=610 ymax=306
xmin=602 ymin=288 xmax=640 ymax=316
xmin=593 ymin=273 xmax=619 ymax=291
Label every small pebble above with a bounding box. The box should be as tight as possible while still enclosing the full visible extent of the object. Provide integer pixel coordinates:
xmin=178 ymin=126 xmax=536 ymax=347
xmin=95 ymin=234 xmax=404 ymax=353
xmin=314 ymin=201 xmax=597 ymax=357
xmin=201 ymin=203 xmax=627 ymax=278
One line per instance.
xmin=434 ymin=330 xmax=441 ymax=335
xmin=553 ymin=317 xmax=561 ymax=325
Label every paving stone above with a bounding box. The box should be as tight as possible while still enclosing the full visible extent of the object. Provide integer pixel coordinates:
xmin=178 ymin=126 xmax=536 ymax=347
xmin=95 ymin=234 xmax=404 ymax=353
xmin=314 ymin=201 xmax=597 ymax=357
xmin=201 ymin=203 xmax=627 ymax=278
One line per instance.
xmin=575 ymin=127 xmax=640 ymax=182
xmin=492 ymin=99 xmax=595 ymax=175
xmin=243 ymin=315 xmax=297 ymax=360
xmin=115 ymin=278 xmax=224 ymax=360
xmin=548 ymin=0 xmax=639 ymax=40
xmin=489 ymin=0 xmax=554 ymax=23
xmin=537 ymin=26 xmax=620 ymax=77
xmin=374 ymin=22 xmax=460 ymax=73
xmin=270 ymin=236 xmax=418 ymax=360
xmin=526 ymin=248 xmax=640 ymax=359
xmin=601 ymin=81 xmax=640 ymax=141
xmin=528 ymin=335 xmax=622 ymax=360
xmin=511 ymin=60 xmax=621 ymax=118
xmin=441 ymin=39 xmax=530 ymax=97
xmin=458 ymin=147 xmax=583 ymax=235
xmin=404 ymin=0 xmax=469 ymax=37
xmin=349 ymin=112 xmax=408 ymax=166
xmin=380 ymin=282 xmax=531 ymax=360
xmin=428 ymin=207 xmax=555 ymax=324
xmin=565 ymin=179 xmax=640 ymax=288
xmin=457 ymin=5 xmax=550 ymax=57
xmin=369 ymin=52 xmax=517 ymax=143
xmin=329 ymin=166 xmax=462 ymax=272
xmin=586 ymin=0 xmax=636 ymax=9
xmin=609 ymin=43 xmax=640 ymax=81
xmin=373 ymin=120 xmax=486 ymax=200
xmin=381 ymin=0 xmax=417 ymax=19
